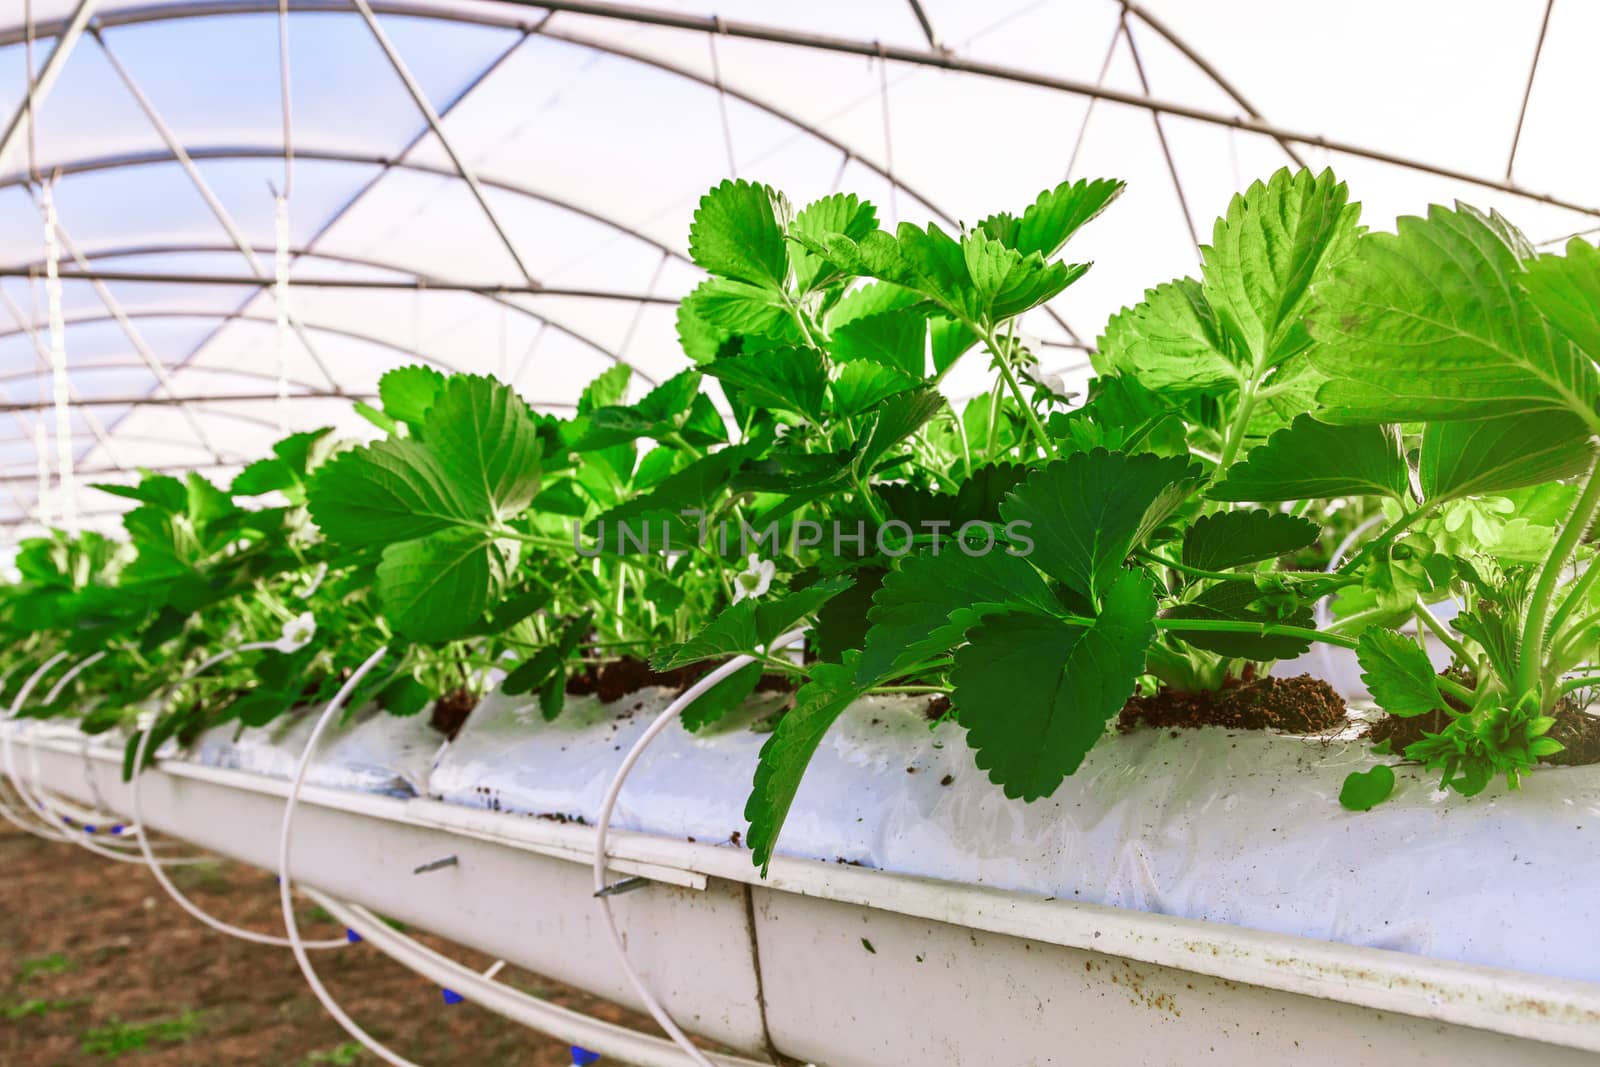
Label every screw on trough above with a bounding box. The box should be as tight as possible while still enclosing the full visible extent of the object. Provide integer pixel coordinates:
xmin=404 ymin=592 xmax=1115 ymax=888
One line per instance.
xmin=593 ymin=875 xmax=651 ymax=899
xmin=412 ymin=854 xmax=460 ymax=875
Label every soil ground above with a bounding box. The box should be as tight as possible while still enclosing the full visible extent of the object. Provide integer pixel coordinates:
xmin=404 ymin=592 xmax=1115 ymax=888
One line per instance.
xmin=1118 ymin=673 xmax=1349 ymax=735
xmin=0 ymin=821 xmax=685 ymax=1065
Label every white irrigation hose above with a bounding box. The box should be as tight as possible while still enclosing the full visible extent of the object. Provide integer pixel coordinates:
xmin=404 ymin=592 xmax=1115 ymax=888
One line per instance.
xmin=306 ymin=892 xmax=770 ymax=1067
xmin=277 ymin=646 xmax=420 ymax=1067
xmin=591 ymin=628 xmax=809 ymax=1067
xmin=16 ymin=651 xmax=137 ymax=841
xmin=0 ymin=651 xmax=74 ymax=840
xmin=128 ymin=640 xmax=349 ymax=946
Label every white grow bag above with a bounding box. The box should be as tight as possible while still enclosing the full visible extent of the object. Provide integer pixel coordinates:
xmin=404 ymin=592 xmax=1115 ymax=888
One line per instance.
xmin=8 ymin=685 xmax=1600 ymax=1066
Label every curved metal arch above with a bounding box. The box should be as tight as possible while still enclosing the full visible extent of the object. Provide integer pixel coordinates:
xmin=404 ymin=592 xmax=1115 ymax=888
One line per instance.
xmin=0 ymin=1 xmax=1097 ymax=344
xmin=0 ymin=309 xmax=636 ymax=406
xmin=0 ymin=146 xmax=687 ymax=261
xmin=0 ymin=239 xmax=666 ymax=387
xmin=0 ymin=360 xmax=335 ymax=395
xmin=0 ymin=308 xmax=469 ymax=377
xmin=3 ymin=0 xmax=1588 ymax=222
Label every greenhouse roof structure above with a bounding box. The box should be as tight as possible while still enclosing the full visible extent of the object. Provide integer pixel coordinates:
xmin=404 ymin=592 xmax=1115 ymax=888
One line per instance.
xmin=0 ymin=0 xmax=1594 ymax=541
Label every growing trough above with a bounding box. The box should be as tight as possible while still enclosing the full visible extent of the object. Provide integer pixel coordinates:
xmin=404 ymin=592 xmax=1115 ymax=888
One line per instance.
xmin=7 ymin=683 xmax=1600 ymax=1067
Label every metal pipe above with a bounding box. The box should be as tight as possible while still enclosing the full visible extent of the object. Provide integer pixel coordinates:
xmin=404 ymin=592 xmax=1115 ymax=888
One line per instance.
xmin=0 ymin=0 xmax=99 ymax=175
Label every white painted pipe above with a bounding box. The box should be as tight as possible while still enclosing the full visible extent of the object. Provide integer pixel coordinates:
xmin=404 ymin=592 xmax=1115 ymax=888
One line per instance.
xmin=591 ymin=627 xmax=808 ymax=1067
xmin=309 ymin=891 xmax=771 ymax=1067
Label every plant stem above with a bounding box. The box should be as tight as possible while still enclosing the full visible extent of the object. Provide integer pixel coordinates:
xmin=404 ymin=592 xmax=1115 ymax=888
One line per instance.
xmin=1559 ymin=675 xmax=1600 ymax=696
xmin=870 ymin=684 xmax=952 ymax=695
xmin=982 ymin=326 xmax=1057 ymax=460
xmin=1335 ymin=502 xmax=1434 ymax=578
xmin=1518 ymin=452 xmax=1600 ymax=695
xmin=1136 ymin=617 xmax=1360 ymax=650
xmin=1216 ymin=378 xmax=1259 ymax=470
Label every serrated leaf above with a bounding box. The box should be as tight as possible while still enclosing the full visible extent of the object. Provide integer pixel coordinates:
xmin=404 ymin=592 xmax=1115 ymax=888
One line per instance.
xmin=1096 ymin=278 xmax=1238 ymax=393
xmin=423 ymin=375 xmax=543 ymax=522
xmin=680 ymin=661 xmax=763 ymax=732
xmin=1356 ymin=629 xmax=1447 ymax=717
xmin=857 ymin=550 xmax=1058 ymax=685
xmin=703 ymin=347 xmax=827 ymax=423
xmin=653 ymin=576 xmax=853 ymax=671
xmin=1211 ymin=414 xmax=1409 ymax=502
xmin=854 ymin=388 xmax=946 ymax=474
xmin=688 ymin=277 xmax=802 ymax=341
xmin=689 ymin=179 xmax=791 ymax=290
xmin=1201 ymin=167 xmax=1360 ymax=370
xmin=1163 ymin=580 xmax=1313 ymax=660
xmin=578 ymin=364 xmax=632 ymax=414
xmin=1181 ymin=510 xmax=1320 ymax=571
xmin=952 ymin=569 xmax=1156 ymax=800
xmin=503 ymin=611 xmax=593 ymax=701
xmin=746 ymin=652 xmax=867 ymax=873
xmin=376 ymin=529 xmax=496 ymax=643
xmin=999 ymin=449 xmax=1199 ymax=604
xmin=978 ymin=177 xmax=1124 ymax=259
xmin=829 ymin=361 xmax=922 ymax=418
xmin=1419 ymin=412 xmax=1595 ymax=503
xmin=1339 ymin=765 xmax=1395 ymax=811
xmin=308 ymin=438 xmax=468 ymax=545
xmin=379 ymin=365 xmax=446 ymax=432
xmin=829 ymin=308 xmax=927 ymax=377
xmin=1310 ymin=203 xmax=1600 ymax=427
xmin=1524 ymin=238 xmax=1600 ymax=361
xmin=789 ymin=192 xmax=877 ymax=291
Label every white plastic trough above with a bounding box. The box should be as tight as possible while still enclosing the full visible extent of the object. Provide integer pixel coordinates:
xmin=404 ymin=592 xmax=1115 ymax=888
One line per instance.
xmin=8 ymin=695 xmax=1600 ymax=1067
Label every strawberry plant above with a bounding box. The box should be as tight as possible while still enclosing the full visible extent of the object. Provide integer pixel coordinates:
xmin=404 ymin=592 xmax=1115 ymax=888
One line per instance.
xmin=2 ymin=167 xmax=1596 ymax=873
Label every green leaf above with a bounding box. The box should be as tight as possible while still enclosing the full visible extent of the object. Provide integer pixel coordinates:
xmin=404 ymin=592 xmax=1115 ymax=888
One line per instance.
xmin=687 ymin=277 xmax=802 ymax=342
xmin=503 ymin=612 xmax=594 ymax=701
xmin=999 ymin=449 xmax=1199 ymax=603
xmin=380 ymin=675 xmax=432 ymax=717
xmin=829 ymin=361 xmax=922 ymax=418
xmin=580 ymin=369 xmax=729 ymax=451
xmin=703 ymin=347 xmax=827 ymax=423
xmin=977 ymin=178 xmax=1125 ymax=259
xmin=1419 ymin=412 xmax=1595 ymax=503
xmin=746 ymin=653 xmax=867 ymax=873
xmin=1356 ymin=629 xmax=1447 ymax=717
xmin=857 ymin=550 xmax=1058 ymax=685
xmin=379 ymin=365 xmax=446 ymax=432
xmin=578 ymin=364 xmax=632 ymax=414
xmin=1310 ymin=203 xmax=1600 ymax=428
xmin=829 ymin=308 xmax=927 ymax=377
xmin=952 ymin=570 xmax=1156 ymax=799
xmin=376 ymin=529 xmax=497 ymax=643
xmin=653 ymin=576 xmax=854 ymax=671
xmin=854 ymin=388 xmax=946 ymax=474
xmin=789 ymin=192 xmax=877 ymax=291
xmin=424 ymin=375 xmax=543 ymax=522
xmin=680 ymin=661 xmax=763 ymax=732
xmin=1201 ymin=167 xmax=1360 ymax=370
xmin=689 ymin=179 xmax=792 ymax=290
xmin=1211 ymin=415 xmax=1409 ymax=502
xmin=1096 ymin=278 xmax=1237 ymax=394
xmin=308 ymin=439 xmax=467 ymax=545
xmin=1523 ymin=238 xmax=1600 ymax=361
xmin=1181 ymin=510 xmax=1320 ymax=572
xmin=1339 ymin=765 xmax=1396 ymax=811
xmin=1162 ymin=580 xmax=1314 ymax=660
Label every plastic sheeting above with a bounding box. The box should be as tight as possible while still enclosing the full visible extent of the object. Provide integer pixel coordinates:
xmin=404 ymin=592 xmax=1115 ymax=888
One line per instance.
xmin=188 ymin=702 xmax=443 ymax=798
xmin=432 ymin=685 xmax=1600 ymax=985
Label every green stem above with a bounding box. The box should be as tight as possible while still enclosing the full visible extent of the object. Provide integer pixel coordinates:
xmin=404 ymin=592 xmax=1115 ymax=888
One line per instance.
xmin=1100 ymin=617 xmax=1361 ymax=650
xmin=982 ymin=327 xmax=1057 ymax=460
xmin=1216 ymin=377 xmax=1259 ymax=470
xmin=1558 ymin=674 xmax=1600 ymax=695
xmin=1545 ymin=549 xmax=1600 ymax=648
xmin=1519 ymin=453 xmax=1600 ymax=695
xmin=1413 ymin=600 xmax=1473 ymax=666
xmin=1336 ymin=502 xmax=1435 ymax=578
xmin=869 ymin=684 xmax=952 ymax=695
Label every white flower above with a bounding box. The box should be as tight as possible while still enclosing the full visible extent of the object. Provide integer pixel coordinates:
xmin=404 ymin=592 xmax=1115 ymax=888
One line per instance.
xmin=733 ymin=554 xmax=775 ymax=603
xmin=274 ymin=611 xmax=317 ymax=654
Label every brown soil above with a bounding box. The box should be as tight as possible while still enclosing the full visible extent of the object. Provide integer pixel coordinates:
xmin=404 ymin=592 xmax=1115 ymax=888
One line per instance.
xmin=1369 ymin=696 xmax=1600 ymax=767
xmin=428 ymin=687 xmax=477 ymax=741
xmin=1118 ymin=674 xmax=1348 ymax=735
xmin=0 ymin=822 xmax=727 ymax=1065
xmin=566 ymin=657 xmax=792 ymax=705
